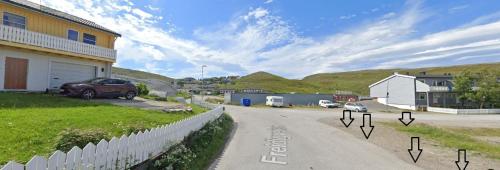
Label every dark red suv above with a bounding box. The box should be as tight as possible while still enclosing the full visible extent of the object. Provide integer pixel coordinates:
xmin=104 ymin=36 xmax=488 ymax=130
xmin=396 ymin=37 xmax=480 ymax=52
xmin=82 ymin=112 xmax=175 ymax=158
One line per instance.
xmin=60 ymin=78 xmax=138 ymax=100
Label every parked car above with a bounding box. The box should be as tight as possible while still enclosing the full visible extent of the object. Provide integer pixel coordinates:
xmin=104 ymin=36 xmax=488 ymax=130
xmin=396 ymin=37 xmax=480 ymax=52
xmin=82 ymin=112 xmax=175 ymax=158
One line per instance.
xmin=344 ymin=102 xmax=368 ymax=112
xmin=266 ymin=96 xmax=284 ymax=107
xmin=319 ymin=100 xmax=341 ymax=108
xmin=60 ymin=78 xmax=138 ymax=100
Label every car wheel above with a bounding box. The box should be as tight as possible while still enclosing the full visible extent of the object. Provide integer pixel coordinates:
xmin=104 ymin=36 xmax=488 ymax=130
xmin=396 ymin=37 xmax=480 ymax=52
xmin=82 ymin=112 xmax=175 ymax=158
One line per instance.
xmin=81 ymin=89 xmax=95 ymax=100
xmin=125 ymin=91 xmax=136 ymax=100
xmin=355 ymin=108 xmax=360 ymax=112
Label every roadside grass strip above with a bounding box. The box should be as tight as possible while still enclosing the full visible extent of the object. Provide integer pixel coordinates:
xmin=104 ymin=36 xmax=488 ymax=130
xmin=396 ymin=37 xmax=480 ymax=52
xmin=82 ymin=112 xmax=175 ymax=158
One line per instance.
xmin=383 ymin=122 xmax=500 ymax=160
xmin=0 ymin=92 xmax=206 ymax=164
xmin=152 ymin=113 xmax=234 ymax=170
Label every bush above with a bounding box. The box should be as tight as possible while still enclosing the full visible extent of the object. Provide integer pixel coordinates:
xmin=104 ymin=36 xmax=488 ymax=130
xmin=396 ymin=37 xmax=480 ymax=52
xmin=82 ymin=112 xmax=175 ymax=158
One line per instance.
xmin=153 ymin=144 xmax=196 ymax=170
xmin=55 ymin=129 xmax=109 ymax=152
xmin=137 ymin=83 xmax=150 ymax=96
xmin=124 ymin=124 xmax=148 ymax=135
xmin=175 ymin=91 xmax=192 ymax=99
xmin=153 ymin=114 xmax=233 ymax=170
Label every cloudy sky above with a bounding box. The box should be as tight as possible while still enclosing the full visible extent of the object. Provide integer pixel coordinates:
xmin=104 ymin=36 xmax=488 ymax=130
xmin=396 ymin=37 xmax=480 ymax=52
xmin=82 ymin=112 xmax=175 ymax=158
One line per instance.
xmin=33 ymin=0 xmax=500 ymax=78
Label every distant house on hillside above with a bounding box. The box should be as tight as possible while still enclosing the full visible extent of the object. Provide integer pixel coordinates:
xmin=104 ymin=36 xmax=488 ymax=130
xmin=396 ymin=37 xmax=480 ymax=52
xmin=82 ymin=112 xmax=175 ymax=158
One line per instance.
xmin=241 ymin=89 xmax=266 ymax=93
xmin=369 ymin=72 xmax=460 ymax=110
xmin=0 ymin=0 xmax=120 ymax=91
xmin=219 ymin=89 xmax=236 ymax=94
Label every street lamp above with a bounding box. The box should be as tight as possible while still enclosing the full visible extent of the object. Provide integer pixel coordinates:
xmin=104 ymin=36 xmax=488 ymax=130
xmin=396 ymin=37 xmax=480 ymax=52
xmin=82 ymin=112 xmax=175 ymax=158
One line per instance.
xmin=201 ymin=65 xmax=207 ymax=102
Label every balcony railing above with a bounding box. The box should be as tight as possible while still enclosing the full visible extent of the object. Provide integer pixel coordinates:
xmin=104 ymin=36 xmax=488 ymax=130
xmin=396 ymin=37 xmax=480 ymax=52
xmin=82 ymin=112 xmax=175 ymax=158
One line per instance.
xmin=0 ymin=25 xmax=116 ymax=61
xmin=429 ymin=86 xmax=451 ymax=92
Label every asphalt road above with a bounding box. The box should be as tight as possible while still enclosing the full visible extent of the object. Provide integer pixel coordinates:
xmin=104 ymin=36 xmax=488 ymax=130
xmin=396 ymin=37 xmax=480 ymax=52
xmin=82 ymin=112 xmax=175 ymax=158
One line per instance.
xmin=212 ymin=105 xmax=427 ymax=170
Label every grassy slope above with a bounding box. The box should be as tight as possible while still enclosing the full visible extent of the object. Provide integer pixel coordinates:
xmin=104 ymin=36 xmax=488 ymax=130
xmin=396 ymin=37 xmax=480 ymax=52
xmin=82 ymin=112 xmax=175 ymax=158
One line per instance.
xmin=219 ymin=71 xmax=322 ymax=94
xmin=112 ymin=67 xmax=174 ymax=82
xmin=0 ymin=93 xmax=201 ymax=164
xmin=221 ymin=63 xmax=500 ymax=95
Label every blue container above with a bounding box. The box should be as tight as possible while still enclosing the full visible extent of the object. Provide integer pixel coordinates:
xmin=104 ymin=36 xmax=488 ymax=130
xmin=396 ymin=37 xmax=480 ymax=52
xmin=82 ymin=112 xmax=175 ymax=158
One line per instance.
xmin=241 ymin=98 xmax=251 ymax=107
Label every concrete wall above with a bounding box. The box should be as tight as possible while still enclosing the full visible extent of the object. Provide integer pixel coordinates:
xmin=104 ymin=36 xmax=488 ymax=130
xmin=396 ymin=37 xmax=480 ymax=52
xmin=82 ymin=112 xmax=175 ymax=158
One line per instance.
xmin=370 ymin=75 xmax=416 ymax=107
xmin=0 ymin=47 xmax=108 ymax=91
xmin=226 ymin=93 xmax=334 ymax=106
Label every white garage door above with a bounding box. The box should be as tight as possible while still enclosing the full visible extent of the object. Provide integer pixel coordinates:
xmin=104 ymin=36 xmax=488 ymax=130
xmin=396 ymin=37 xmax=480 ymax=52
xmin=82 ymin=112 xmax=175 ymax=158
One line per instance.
xmin=49 ymin=62 xmax=97 ymax=89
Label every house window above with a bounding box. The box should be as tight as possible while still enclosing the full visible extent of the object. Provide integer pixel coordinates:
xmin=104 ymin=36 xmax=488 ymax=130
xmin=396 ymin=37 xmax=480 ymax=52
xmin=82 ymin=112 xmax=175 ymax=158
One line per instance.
xmin=3 ymin=12 xmax=26 ymax=29
xmin=68 ymin=30 xmax=79 ymax=41
xmin=433 ymin=93 xmax=441 ymax=104
xmin=83 ymin=33 xmax=96 ymax=45
xmin=418 ymin=93 xmax=426 ymax=100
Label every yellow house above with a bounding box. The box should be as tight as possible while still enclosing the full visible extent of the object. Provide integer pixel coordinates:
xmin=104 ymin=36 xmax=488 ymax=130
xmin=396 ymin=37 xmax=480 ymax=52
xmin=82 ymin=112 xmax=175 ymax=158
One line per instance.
xmin=0 ymin=0 xmax=120 ymax=91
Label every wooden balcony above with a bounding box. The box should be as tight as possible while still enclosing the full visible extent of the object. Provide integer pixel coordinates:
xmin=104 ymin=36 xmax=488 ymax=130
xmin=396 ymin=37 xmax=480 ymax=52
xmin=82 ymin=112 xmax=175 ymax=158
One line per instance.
xmin=0 ymin=25 xmax=116 ymax=62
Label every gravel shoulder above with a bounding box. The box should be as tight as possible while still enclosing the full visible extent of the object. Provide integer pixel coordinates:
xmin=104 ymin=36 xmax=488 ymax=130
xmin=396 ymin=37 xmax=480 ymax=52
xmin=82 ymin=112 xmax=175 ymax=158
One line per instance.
xmin=318 ymin=117 xmax=500 ymax=169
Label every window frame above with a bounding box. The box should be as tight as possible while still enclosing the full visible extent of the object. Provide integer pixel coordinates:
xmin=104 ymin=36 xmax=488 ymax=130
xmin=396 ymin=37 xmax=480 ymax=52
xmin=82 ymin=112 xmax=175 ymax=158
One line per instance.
xmin=67 ymin=29 xmax=79 ymax=41
xmin=3 ymin=12 xmax=26 ymax=29
xmin=83 ymin=33 xmax=97 ymax=45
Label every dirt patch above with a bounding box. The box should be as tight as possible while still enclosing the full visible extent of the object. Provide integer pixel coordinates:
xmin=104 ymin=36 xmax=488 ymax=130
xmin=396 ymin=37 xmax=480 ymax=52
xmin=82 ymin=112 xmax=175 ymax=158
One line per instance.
xmin=318 ymin=116 xmax=500 ymax=170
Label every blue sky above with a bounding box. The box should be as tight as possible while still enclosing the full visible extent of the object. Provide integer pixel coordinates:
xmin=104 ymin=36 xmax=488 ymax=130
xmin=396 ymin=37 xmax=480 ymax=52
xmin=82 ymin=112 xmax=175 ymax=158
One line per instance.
xmin=37 ymin=0 xmax=500 ymax=78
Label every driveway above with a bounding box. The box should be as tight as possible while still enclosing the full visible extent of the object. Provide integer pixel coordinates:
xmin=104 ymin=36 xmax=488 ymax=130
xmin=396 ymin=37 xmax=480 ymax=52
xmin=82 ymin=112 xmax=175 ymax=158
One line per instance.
xmin=212 ymin=105 xmax=500 ymax=170
xmin=212 ymin=105 xmax=422 ymax=170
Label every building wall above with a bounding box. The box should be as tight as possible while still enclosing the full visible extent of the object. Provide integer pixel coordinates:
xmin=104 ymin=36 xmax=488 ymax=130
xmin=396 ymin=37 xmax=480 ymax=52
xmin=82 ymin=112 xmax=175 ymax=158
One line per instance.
xmin=0 ymin=2 xmax=116 ymax=49
xmin=370 ymin=75 xmax=416 ymax=107
xmin=0 ymin=46 xmax=108 ymax=91
xmin=226 ymin=93 xmax=333 ymax=105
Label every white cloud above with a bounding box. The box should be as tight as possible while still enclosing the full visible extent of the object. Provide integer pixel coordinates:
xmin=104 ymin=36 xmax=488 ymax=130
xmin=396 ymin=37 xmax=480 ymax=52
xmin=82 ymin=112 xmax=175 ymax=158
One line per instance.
xmin=145 ymin=5 xmax=160 ymax=11
xmin=33 ymin=0 xmax=500 ymax=78
xmin=339 ymin=14 xmax=357 ymax=20
xmin=448 ymin=4 xmax=469 ymax=13
xmin=264 ymin=0 xmax=274 ymax=4
xmin=244 ymin=8 xmax=269 ymax=20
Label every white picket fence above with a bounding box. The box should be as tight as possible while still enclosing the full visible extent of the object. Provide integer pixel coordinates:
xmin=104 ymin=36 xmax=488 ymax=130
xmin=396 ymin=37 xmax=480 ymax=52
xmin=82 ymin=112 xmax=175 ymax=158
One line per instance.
xmin=0 ymin=106 xmax=223 ymax=170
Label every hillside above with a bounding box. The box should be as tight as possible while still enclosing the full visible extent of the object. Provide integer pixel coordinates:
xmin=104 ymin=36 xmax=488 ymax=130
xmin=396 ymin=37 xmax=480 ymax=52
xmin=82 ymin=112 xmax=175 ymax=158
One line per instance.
xmin=219 ymin=71 xmax=321 ymax=93
xmin=221 ymin=63 xmax=500 ymax=95
xmin=112 ymin=67 xmax=174 ymax=83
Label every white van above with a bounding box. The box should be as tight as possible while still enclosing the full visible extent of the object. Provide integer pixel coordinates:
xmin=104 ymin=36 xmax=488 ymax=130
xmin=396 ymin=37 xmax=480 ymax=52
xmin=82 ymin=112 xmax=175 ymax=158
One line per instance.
xmin=266 ymin=96 xmax=284 ymax=107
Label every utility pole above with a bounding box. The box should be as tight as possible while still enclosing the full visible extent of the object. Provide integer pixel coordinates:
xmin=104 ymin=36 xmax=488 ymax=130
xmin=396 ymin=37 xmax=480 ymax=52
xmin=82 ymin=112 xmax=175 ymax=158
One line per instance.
xmin=201 ymin=65 xmax=207 ymax=102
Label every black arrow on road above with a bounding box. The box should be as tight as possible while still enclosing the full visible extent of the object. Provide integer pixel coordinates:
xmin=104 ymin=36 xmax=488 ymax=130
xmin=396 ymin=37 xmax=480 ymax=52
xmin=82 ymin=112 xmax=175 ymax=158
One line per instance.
xmin=408 ymin=137 xmax=423 ymax=163
xmin=340 ymin=110 xmax=354 ymax=128
xmin=399 ymin=111 xmax=415 ymax=126
xmin=455 ymin=149 xmax=469 ymax=170
xmin=360 ymin=113 xmax=374 ymax=139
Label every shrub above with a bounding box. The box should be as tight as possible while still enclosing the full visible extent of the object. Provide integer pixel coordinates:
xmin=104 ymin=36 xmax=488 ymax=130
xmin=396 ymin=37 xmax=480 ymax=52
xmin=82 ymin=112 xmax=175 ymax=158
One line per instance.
xmin=137 ymin=83 xmax=150 ymax=96
xmin=124 ymin=124 xmax=148 ymax=135
xmin=153 ymin=114 xmax=233 ymax=170
xmin=55 ymin=129 xmax=109 ymax=152
xmin=153 ymin=144 xmax=196 ymax=170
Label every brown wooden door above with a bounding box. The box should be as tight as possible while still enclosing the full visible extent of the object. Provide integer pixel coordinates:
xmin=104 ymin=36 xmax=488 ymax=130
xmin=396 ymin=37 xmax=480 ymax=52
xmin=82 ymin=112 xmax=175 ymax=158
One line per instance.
xmin=4 ymin=57 xmax=28 ymax=89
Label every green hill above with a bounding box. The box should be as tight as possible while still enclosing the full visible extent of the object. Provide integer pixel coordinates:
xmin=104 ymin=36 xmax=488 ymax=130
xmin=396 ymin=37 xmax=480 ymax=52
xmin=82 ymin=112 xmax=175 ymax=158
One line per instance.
xmin=112 ymin=67 xmax=174 ymax=82
xmin=219 ymin=71 xmax=321 ymax=93
xmin=221 ymin=63 xmax=500 ymax=95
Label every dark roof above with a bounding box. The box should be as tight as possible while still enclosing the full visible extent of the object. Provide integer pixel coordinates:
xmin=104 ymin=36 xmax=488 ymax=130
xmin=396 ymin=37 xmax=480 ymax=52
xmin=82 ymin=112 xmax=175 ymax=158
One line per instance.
xmin=2 ymin=0 xmax=121 ymax=37
xmin=415 ymin=75 xmax=453 ymax=78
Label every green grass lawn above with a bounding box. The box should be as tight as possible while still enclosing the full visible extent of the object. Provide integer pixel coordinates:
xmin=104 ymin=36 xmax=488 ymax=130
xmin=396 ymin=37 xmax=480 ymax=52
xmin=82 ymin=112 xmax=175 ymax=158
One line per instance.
xmin=0 ymin=93 xmax=205 ymax=164
xmin=383 ymin=122 xmax=500 ymax=160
